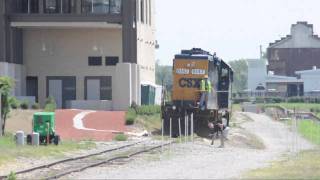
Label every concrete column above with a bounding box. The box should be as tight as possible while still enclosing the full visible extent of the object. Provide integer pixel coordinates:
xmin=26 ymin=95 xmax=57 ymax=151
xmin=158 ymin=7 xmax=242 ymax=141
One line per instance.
xmin=76 ymin=0 xmax=82 ymax=14
xmin=113 ymin=63 xmax=132 ymax=110
xmin=122 ymin=0 xmax=137 ymax=63
xmin=38 ymin=76 xmax=46 ymax=108
xmin=76 ymin=76 xmax=84 ymax=100
xmin=39 ymin=0 xmax=44 ymax=14
xmin=0 ymin=0 xmax=8 ymax=62
xmin=131 ymin=64 xmax=138 ymax=104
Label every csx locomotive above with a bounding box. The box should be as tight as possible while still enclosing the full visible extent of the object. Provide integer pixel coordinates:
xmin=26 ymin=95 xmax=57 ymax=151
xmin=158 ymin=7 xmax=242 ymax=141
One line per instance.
xmin=161 ymin=48 xmax=233 ymax=137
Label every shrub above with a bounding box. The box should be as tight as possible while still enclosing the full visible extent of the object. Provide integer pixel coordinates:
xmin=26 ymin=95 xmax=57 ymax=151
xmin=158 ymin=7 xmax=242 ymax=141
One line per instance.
xmin=113 ymin=134 xmax=128 ymax=141
xmin=125 ymin=108 xmax=137 ymax=125
xmin=20 ymin=100 xmax=29 ymax=110
xmin=8 ymin=97 xmax=20 ymax=109
xmin=8 ymin=171 xmax=16 ymax=180
xmin=44 ymin=96 xmax=56 ymax=112
xmin=44 ymin=103 xmax=56 ymax=112
xmin=136 ymin=105 xmax=161 ymax=115
xmin=31 ymin=103 xmax=40 ymax=110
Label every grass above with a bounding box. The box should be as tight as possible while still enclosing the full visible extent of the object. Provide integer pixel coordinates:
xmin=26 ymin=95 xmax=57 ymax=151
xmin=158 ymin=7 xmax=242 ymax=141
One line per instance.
xmin=267 ymin=103 xmax=320 ymax=112
xmin=135 ymin=114 xmax=162 ymax=133
xmin=0 ymin=134 xmax=96 ymax=167
xmin=298 ymin=120 xmax=320 ymax=145
xmin=113 ymin=134 xmax=128 ymax=141
xmin=245 ymin=119 xmax=320 ymax=179
xmin=245 ymin=150 xmax=320 ymax=179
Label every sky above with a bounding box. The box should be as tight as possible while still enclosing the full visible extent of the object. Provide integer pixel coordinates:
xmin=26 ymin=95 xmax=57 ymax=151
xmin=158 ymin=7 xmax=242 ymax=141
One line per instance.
xmin=155 ymin=0 xmax=320 ymax=65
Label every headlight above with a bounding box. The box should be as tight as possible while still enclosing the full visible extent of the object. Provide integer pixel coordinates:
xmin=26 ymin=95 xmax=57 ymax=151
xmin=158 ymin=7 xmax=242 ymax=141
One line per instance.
xmin=172 ymin=106 xmax=176 ymax=110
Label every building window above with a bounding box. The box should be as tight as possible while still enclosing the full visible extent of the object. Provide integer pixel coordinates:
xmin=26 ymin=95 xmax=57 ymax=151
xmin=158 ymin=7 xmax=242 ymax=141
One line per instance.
xmin=88 ymin=56 xmax=102 ymax=66
xmin=82 ymin=0 xmax=121 ymax=14
xmin=93 ymin=0 xmax=110 ymax=14
xmin=21 ymin=0 xmax=39 ymax=13
xmin=105 ymin=56 xmax=119 ymax=66
xmin=110 ymin=0 xmax=122 ymax=14
xmin=85 ymin=76 xmax=112 ymax=100
xmin=61 ymin=0 xmax=72 ymax=13
xmin=45 ymin=0 xmax=60 ymax=13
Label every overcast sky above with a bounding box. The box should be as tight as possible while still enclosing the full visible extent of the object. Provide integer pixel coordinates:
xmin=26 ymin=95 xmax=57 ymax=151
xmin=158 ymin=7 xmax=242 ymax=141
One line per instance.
xmin=155 ymin=0 xmax=320 ymax=65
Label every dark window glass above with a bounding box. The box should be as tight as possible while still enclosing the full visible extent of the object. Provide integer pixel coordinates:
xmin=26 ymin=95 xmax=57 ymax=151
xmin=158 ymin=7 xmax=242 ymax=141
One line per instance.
xmin=45 ymin=0 xmax=60 ymax=13
xmin=30 ymin=0 xmax=39 ymax=13
xmin=88 ymin=57 xmax=102 ymax=66
xmin=93 ymin=0 xmax=109 ymax=13
xmin=110 ymin=0 xmax=121 ymax=14
xmin=21 ymin=0 xmax=29 ymax=13
xmin=82 ymin=0 xmax=111 ymax=14
xmin=105 ymin=56 xmax=119 ymax=66
xmin=62 ymin=0 xmax=72 ymax=13
xmin=82 ymin=0 xmax=92 ymax=13
xmin=85 ymin=76 xmax=112 ymax=100
xmin=100 ymin=76 xmax=112 ymax=100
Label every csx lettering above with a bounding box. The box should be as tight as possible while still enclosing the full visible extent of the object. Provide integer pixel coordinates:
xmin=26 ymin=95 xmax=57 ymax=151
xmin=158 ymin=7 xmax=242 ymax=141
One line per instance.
xmin=179 ymin=78 xmax=201 ymax=88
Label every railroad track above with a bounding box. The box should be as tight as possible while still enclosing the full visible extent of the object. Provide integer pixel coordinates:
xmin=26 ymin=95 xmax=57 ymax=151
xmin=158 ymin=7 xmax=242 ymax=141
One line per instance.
xmin=0 ymin=140 xmax=173 ymax=180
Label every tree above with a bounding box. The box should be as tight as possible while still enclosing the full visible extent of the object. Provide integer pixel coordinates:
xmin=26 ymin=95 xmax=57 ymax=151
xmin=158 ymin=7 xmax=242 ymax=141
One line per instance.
xmin=0 ymin=77 xmax=14 ymax=136
xmin=229 ymin=59 xmax=248 ymax=93
xmin=155 ymin=60 xmax=173 ymax=92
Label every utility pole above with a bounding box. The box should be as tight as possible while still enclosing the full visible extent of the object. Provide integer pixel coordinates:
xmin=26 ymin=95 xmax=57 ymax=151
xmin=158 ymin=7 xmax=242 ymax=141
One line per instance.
xmin=260 ymin=45 xmax=263 ymax=59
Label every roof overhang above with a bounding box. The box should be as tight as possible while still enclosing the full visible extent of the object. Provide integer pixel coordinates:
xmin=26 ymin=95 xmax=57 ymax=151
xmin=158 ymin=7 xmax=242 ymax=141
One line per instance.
xmin=11 ymin=22 xmax=122 ymax=29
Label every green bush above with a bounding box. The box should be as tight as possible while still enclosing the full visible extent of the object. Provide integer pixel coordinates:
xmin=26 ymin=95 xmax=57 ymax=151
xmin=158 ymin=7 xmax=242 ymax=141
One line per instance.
xmin=125 ymin=108 xmax=137 ymax=125
xmin=136 ymin=105 xmax=161 ymax=115
xmin=7 ymin=171 xmax=16 ymax=180
xmin=44 ymin=103 xmax=56 ymax=112
xmin=8 ymin=97 xmax=20 ymax=109
xmin=113 ymin=134 xmax=128 ymax=141
xmin=31 ymin=103 xmax=40 ymax=110
xmin=20 ymin=100 xmax=29 ymax=110
xmin=44 ymin=96 xmax=56 ymax=112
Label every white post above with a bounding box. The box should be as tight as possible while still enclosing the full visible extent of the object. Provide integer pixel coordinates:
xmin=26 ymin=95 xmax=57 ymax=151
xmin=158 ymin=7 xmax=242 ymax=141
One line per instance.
xmin=191 ymin=113 xmax=194 ymax=143
xmin=161 ymin=118 xmax=164 ymax=153
xmin=178 ymin=117 xmax=182 ymax=143
xmin=186 ymin=114 xmax=189 ymax=142
xmin=184 ymin=114 xmax=187 ymax=143
xmin=169 ymin=117 xmax=172 ymax=153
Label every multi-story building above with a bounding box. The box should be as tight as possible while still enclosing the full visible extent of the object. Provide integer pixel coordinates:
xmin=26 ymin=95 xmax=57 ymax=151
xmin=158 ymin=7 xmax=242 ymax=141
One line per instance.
xmin=267 ymin=21 xmax=320 ymax=77
xmin=0 ymin=0 xmax=156 ymax=110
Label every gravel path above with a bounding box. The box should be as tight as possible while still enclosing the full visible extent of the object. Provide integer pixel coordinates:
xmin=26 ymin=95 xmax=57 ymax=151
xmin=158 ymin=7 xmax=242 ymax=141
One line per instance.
xmin=68 ymin=113 xmax=314 ymax=179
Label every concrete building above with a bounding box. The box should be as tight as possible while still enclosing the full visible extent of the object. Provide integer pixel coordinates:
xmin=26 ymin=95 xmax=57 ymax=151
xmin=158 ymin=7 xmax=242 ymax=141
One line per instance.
xmin=267 ymin=21 xmax=320 ymax=76
xmin=247 ymin=59 xmax=267 ymax=91
xmin=0 ymin=0 xmax=156 ymax=110
xmin=266 ymin=74 xmax=303 ymax=97
xmin=296 ymin=66 xmax=320 ymax=95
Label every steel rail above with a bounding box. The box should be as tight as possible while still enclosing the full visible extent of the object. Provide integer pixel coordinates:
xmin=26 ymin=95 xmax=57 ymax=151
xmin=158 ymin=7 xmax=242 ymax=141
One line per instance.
xmin=46 ymin=142 xmax=173 ymax=180
xmin=0 ymin=141 xmax=145 ymax=180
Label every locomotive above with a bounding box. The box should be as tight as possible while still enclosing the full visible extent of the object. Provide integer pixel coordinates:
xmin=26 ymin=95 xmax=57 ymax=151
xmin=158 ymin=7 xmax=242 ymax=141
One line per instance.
xmin=161 ymin=48 xmax=233 ymax=137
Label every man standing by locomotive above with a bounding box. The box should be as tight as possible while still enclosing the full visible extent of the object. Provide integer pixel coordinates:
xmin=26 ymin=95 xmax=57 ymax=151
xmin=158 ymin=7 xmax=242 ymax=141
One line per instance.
xmin=199 ymin=75 xmax=212 ymax=110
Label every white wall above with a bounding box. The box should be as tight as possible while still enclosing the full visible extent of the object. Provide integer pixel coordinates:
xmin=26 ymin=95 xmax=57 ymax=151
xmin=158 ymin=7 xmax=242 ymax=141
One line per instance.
xmin=23 ymin=28 xmax=122 ymax=106
xmin=300 ymin=74 xmax=320 ymax=92
xmin=247 ymin=59 xmax=267 ymax=91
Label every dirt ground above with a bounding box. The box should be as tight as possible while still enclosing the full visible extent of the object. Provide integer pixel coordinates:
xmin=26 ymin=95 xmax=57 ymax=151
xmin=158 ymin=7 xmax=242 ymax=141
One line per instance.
xmin=6 ymin=110 xmax=39 ymax=134
xmin=68 ymin=112 xmax=314 ymax=179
